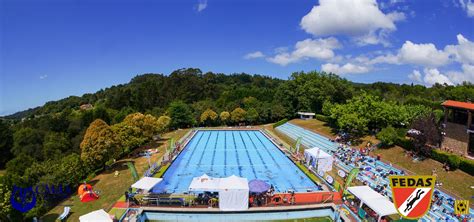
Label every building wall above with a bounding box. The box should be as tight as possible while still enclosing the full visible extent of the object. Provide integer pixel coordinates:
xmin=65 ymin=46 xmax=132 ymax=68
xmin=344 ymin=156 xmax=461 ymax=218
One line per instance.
xmin=442 ymin=122 xmax=469 ymax=155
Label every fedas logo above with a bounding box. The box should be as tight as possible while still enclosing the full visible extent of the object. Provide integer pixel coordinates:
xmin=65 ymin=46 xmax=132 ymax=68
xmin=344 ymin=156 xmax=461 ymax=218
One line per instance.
xmin=389 ymin=175 xmax=435 ymax=220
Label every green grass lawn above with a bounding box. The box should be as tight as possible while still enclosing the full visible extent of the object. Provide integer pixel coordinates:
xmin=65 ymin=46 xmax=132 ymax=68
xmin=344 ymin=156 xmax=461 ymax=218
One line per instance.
xmin=373 ymin=146 xmax=474 ymax=200
xmin=290 ymin=119 xmax=336 ymax=139
xmin=42 ymin=129 xmax=190 ymax=222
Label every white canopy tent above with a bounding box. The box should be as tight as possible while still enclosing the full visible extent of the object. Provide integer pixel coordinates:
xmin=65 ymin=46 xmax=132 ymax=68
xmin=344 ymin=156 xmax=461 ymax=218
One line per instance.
xmin=188 ymin=174 xmax=249 ymax=211
xmin=79 ymin=209 xmax=113 ymax=222
xmin=347 ymin=186 xmax=398 ymax=222
xmin=188 ymin=174 xmax=221 ymax=192
xmin=131 ymin=177 xmax=163 ymax=191
xmin=218 ymin=175 xmax=249 ymax=211
xmin=304 ymin=147 xmax=333 ymax=172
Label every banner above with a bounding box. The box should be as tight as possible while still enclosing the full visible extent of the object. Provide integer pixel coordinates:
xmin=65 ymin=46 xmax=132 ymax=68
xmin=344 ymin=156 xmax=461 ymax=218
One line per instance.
xmin=295 ymin=137 xmax=302 ymax=154
xmin=168 ymin=138 xmax=175 ymax=153
xmin=344 ymin=168 xmax=359 ymax=190
xmin=126 ymin=162 xmax=139 ymax=182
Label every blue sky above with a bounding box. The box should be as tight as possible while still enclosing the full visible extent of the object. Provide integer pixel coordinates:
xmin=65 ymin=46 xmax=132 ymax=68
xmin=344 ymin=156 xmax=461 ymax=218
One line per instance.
xmin=1 ymin=0 xmax=473 ymax=116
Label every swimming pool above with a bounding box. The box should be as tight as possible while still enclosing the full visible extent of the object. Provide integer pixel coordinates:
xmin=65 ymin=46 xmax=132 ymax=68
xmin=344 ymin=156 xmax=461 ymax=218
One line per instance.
xmin=152 ymin=130 xmax=319 ymax=193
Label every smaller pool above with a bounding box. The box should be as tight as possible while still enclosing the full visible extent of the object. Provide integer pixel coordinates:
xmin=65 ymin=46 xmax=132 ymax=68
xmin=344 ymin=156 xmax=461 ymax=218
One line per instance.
xmin=141 ymin=208 xmax=335 ymax=221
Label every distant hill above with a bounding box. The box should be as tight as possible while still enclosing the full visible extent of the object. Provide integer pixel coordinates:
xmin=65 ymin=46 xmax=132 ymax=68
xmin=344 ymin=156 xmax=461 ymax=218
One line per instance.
xmin=4 ymin=68 xmax=474 ymax=120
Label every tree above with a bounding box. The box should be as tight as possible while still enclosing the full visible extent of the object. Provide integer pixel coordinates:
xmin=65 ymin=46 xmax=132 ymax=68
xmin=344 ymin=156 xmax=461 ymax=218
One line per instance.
xmin=80 ymin=119 xmax=119 ymax=168
xmin=231 ymin=108 xmax=246 ymax=124
xmin=12 ymin=128 xmax=44 ymax=160
xmin=122 ymin=113 xmax=170 ymax=138
xmin=157 ymin=116 xmax=171 ymax=133
xmin=42 ymin=132 xmax=71 ymax=159
xmin=93 ymin=105 xmax=111 ymax=124
xmin=200 ymin=109 xmax=218 ymax=126
xmin=167 ymin=101 xmax=195 ymax=129
xmin=246 ymin=108 xmax=259 ymax=124
xmin=410 ymin=113 xmax=441 ymax=156
xmin=0 ymin=120 xmax=13 ymax=168
xmin=220 ymin=111 xmax=230 ymax=125
xmin=112 ymin=123 xmax=144 ymax=154
xmin=6 ymin=154 xmax=35 ymax=176
xmin=270 ymin=104 xmax=287 ymax=121
xmin=0 ymin=181 xmax=12 ymax=221
xmin=376 ymin=126 xmax=398 ymax=147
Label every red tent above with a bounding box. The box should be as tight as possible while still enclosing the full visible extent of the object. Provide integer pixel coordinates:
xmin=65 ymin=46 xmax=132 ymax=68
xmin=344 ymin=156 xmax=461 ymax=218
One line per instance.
xmin=80 ymin=191 xmax=99 ymax=202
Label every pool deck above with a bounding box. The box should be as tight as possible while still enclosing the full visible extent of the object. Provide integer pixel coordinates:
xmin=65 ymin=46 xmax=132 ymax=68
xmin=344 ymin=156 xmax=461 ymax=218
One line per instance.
xmin=140 ymin=203 xmax=333 ymax=212
xmin=138 ymin=203 xmax=356 ymax=221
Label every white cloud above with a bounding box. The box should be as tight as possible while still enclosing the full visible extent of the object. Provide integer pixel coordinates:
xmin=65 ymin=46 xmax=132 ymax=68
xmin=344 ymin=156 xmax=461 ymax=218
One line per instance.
xmin=244 ymin=51 xmax=265 ymax=59
xmin=300 ymin=0 xmax=405 ymax=46
xmin=447 ymin=64 xmax=474 ymax=84
xmin=408 ymin=70 xmax=422 ymax=82
xmin=267 ymin=37 xmax=341 ymax=66
xmin=445 ymin=34 xmax=474 ymax=65
xmin=423 ymin=68 xmax=453 ymax=85
xmin=39 ymin=75 xmax=48 ymax=80
xmin=459 ymin=0 xmax=474 ymax=17
xmin=321 ymin=63 xmax=370 ymax=75
xmin=196 ymin=0 xmax=207 ymax=12
xmin=398 ymin=41 xmax=450 ymax=67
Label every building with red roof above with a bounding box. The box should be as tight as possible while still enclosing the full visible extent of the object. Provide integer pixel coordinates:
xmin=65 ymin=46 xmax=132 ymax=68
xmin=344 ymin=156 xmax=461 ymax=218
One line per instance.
xmin=441 ymin=100 xmax=474 ymax=157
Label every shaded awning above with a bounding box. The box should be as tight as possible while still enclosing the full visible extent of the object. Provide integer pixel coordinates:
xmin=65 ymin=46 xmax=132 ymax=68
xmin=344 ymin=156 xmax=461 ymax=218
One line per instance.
xmin=131 ymin=177 xmax=163 ymax=191
xmin=347 ymin=186 xmax=398 ymax=217
xmin=79 ymin=209 xmax=113 ymax=222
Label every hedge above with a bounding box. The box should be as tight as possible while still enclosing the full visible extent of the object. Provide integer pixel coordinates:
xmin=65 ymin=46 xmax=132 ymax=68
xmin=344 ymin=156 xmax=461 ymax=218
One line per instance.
xmin=395 ymin=137 xmax=415 ymax=151
xmin=431 ymin=149 xmax=474 ymax=175
xmin=315 ymin=114 xmax=330 ymax=122
xmin=273 ymin=118 xmax=289 ymax=128
xmin=395 ymin=139 xmax=474 ymax=175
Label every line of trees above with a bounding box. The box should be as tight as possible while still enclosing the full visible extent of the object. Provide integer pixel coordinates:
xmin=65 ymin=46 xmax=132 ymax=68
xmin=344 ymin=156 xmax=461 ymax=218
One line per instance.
xmin=0 ymin=111 xmax=170 ymax=220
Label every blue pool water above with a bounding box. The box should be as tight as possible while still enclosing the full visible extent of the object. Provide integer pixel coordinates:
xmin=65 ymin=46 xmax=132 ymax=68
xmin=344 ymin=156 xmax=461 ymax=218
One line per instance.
xmin=152 ymin=130 xmax=319 ymax=193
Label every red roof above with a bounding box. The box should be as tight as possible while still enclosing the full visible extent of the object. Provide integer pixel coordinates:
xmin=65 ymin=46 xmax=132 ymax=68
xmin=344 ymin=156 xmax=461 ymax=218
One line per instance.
xmin=442 ymin=100 xmax=474 ymax=111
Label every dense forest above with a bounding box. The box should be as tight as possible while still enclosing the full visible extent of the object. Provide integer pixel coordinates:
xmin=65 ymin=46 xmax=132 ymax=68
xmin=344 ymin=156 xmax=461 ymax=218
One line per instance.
xmin=1 ymin=68 xmax=474 ymax=220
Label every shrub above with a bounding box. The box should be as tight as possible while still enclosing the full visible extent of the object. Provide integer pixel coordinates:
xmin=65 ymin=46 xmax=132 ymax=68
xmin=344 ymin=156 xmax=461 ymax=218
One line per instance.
xmin=376 ymin=126 xmax=398 ymax=147
xmin=447 ymin=155 xmax=461 ymax=169
xmin=395 ymin=137 xmax=415 ymax=151
xmin=459 ymin=158 xmax=474 ymax=175
xmin=273 ymin=118 xmax=288 ymax=128
xmin=315 ymin=114 xmax=330 ymax=122
xmin=431 ymin=149 xmax=474 ymax=175
xmin=431 ymin=149 xmax=448 ymax=163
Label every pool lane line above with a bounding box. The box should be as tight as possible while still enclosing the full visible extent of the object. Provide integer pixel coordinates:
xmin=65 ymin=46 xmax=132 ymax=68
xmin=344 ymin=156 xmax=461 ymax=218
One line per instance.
xmin=163 ymin=133 xmax=204 ymax=192
xmin=231 ymin=132 xmax=243 ymax=177
xmin=210 ymin=131 xmax=219 ymax=172
xmin=224 ymin=131 xmax=227 ymax=176
xmin=170 ymin=131 xmax=210 ymax=192
xmin=168 ymin=131 xmax=205 ymax=193
xmin=251 ymin=131 xmax=299 ymax=192
xmin=242 ymin=131 xmax=269 ymax=170
xmin=243 ymin=131 xmax=287 ymax=191
xmin=237 ymin=131 xmax=258 ymax=180
xmin=252 ymin=131 xmax=310 ymax=192
xmin=196 ymin=131 xmax=213 ymax=167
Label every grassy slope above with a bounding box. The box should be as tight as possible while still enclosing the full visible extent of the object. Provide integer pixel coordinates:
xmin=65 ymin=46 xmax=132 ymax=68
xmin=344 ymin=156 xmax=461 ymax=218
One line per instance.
xmin=288 ymin=119 xmax=474 ymax=200
xmin=42 ymin=129 xmax=190 ymax=222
